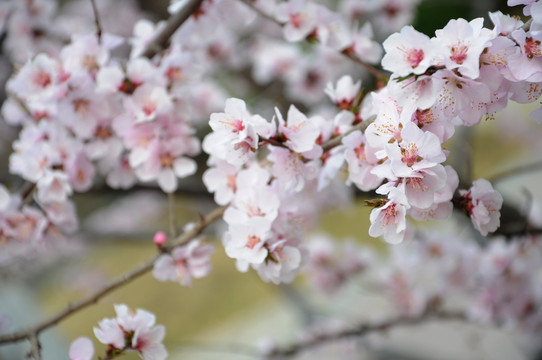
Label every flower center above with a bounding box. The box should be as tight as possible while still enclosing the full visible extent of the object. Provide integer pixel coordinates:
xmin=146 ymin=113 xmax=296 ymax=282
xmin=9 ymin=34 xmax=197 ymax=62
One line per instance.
xmin=34 ymin=71 xmax=51 ymax=88
xmin=290 ymin=13 xmax=305 ymax=28
xmin=525 ymin=37 xmax=542 ymax=59
xmin=160 ymin=153 xmax=174 ymax=168
xmin=450 ymin=44 xmax=468 ymax=65
xmin=405 ymin=49 xmax=424 ymax=68
xmin=246 ymin=235 xmax=261 ymax=249
xmin=401 ymin=144 xmax=422 ymax=167
xmin=383 ymin=204 xmax=398 ymax=225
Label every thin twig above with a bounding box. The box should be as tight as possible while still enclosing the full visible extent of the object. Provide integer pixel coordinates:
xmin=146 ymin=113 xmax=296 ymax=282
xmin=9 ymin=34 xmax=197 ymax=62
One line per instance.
xmin=168 ymin=192 xmax=177 ymax=237
xmin=140 ymin=0 xmax=206 ymax=59
xmin=27 ymin=333 xmax=41 ymax=360
xmin=175 ymin=341 xmax=259 ymax=357
xmin=264 ymin=310 xmax=467 ymax=358
xmin=341 ymin=49 xmax=389 ymax=79
xmin=488 ymin=160 xmax=542 ymax=184
xmin=90 ymin=0 xmax=102 ymax=41
xmin=0 ymin=205 xmax=226 ymax=345
xmin=259 ymin=136 xmax=291 ymax=150
xmin=321 ymin=115 xmax=376 ymax=152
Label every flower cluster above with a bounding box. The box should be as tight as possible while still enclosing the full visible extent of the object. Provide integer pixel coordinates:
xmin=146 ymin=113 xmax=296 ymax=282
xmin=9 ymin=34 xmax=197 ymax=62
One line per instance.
xmin=70 ymin=304 xmax=167 ymax=360
xmin=304 ymin=234 xmax=373 ymax=294
xmin=153 ymin=237 xmax=214 ymax=286
xmin=375 ymin=229 xmax=542 ymax=338
xmin=203 ymin=96 xmax=364 ymax=283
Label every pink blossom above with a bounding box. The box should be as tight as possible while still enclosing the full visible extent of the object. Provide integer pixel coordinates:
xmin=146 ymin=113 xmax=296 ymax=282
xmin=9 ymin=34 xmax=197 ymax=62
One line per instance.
xmin=60 ymin=33 xmax=121 ymax=77
xmin=94 ymin=304 xmax=168 ymax=360
xmin=324 ymin=75 xmax=361 ymax=110
xmin=153 ymin=239 xmax=214 ymax=286
xmin=268 ymin=146 xmax=317 ymax=192
xmin=432 ymin=69 xmax=491 ymax=126
xmin=433 ymin=17 xmax=494 ymax=79
xmin=348 ymin=23 xmax=383 ymax=65
xmin=275 ymin=105 xmax=320 ymax=153
xmin=93 ymin=318 xmax=125 ymax=349
xmin=203 ymin=159 xmax=240 ymax=205
xmin=225 ymin=217 xmax=270 ymax=265
xmin=36 ymin=170 xmax=73 ymax=204
xmin=205 ymin=98 xmax=271 ymax=166
xmin=255 ymin=237 xmax=303 ymax=284
xmin=385 ymin=121 xmax=446 ymax=178
xmin=124 ymin=84 xmax=173 ymax=123
xmin=508 ymin=29 xmax=542 ymax=82
xmin=459 ymin=179 xmax=503 ymax=236
xmin=275 ymin=0 xmax=318 ymax=42
xmin=224 ymin=170 xmax=280 ymax=226
xmin=382 ymin=25 xmax=434 ymax=77
xmin=342 ymin=130 xmax=382 ymax=191
xmin=153 ymin=231 xmax=167 ymax=246
xmin=368 ymin=188 xmax=410 ymax=244
xmin=69 ymin=337 xmax=94 ymax=360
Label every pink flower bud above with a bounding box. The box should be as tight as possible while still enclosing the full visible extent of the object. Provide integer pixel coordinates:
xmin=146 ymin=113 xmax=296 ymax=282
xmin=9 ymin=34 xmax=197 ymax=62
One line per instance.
xmin=153 ymin=231 xmax=167 ymax=246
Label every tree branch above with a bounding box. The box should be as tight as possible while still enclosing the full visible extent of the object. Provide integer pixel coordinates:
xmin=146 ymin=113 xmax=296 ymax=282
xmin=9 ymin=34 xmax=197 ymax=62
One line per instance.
xmin=0 ymin=205 xmax=226 ymax=345
xmin=90 ymin=0 xmax=102 ymax=41
xmin=488 ymin=160 xmax=542 ymax=184
xmin=264 ymin=310 xmax=467 ymax=358
xmin=27 ymin=333 xmax=41 ymax=360
xmin=140 ymin=0 xmax=206 ymax=59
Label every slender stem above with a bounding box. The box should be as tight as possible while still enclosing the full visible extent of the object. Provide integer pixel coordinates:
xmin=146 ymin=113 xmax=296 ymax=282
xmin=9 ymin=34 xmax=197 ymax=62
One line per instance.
xmin=168 ymin=192 xmax=177 ymax=237
xmin=28 ymin=333 xmax=41 ymax=360
xmin=341 ymin=49 xmax=389 ymax=79
xmin=0 ymin=205 xmax=226 ymax=345
xmin=259 ymin=136 xmax=291 ymax=150
xmin=321 ymin=115 xmax=376 ymax=152
xmin=90 ymin=0 xmax=102 ymax=41
xmin=140 ymin=0 xmax=205 ymax=59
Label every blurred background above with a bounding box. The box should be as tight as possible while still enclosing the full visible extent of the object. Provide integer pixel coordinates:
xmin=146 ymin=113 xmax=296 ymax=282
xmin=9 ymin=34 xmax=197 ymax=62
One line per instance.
xmin=0 ymin=0 xmax=541 ymax=359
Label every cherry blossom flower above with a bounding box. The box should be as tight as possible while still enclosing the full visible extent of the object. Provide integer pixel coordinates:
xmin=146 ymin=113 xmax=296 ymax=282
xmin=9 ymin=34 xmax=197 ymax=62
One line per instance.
xmin=225 ymin=217 xmax=271 ymax=265
xmin=202 ymin=159 xmax=240 ymax=205
xmin=348 ymin=23 xmax=383 ymax=65
xmin=94 ymin=304 xmax=167 ymax=360
xmin=205 ymin=97 xmax=271 ymax=166
xmin=124 ymin=84 xmax=173 ymax=123
xmin=36 ymin=170 xmax=73 ymax=204
xmin=382 ymin=25 xmax=435 ymax=77
xmin=508 ymin=29 xmax=542 ymax=82
xmin=384 ymin=121 xmax=447 ymax=178
xmin=69 ymin=337 xmax=94 ymax=360
xmin=275 ymin=0 xmax=318 ymax=42
xmin=433 ymin=17 xmax=494 ymax=79
xmin=458 ymin=179 xmax=503 ymax=236
xmin=342 ymin=130 xmax=382 ymax=191
xmin=368 ymin=188 xmax=410 ymax=244
xmin=275 ymin=105 xmax=320 ymax=153
xmin=153 ymin=239 xmax=214 ymax=286
xmin=255 ymin=237 xmax=303 ymax=284
xmin=324 ymin=75 xmax=361 ymax=110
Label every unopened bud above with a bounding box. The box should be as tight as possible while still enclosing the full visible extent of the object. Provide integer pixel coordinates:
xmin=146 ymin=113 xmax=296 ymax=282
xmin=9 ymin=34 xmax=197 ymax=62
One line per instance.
xmin=153 ymin=231 xmax=167 ymax=246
